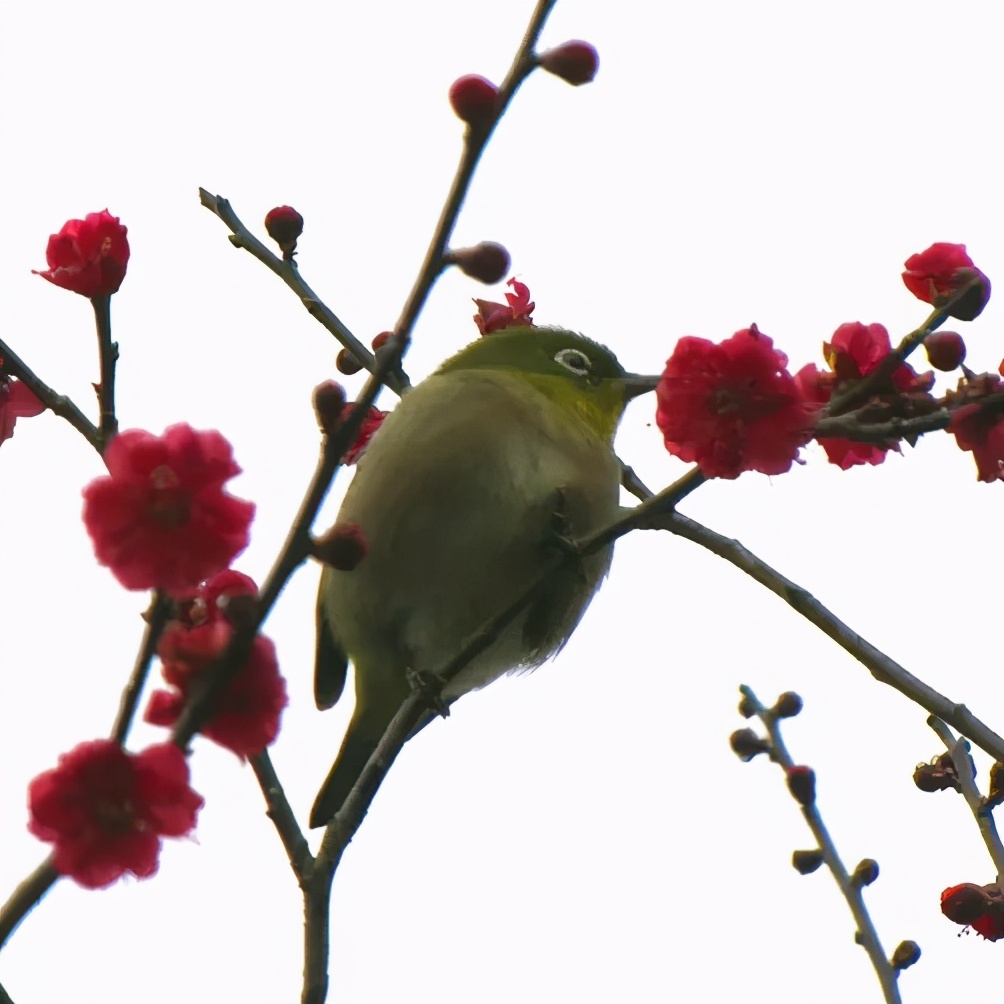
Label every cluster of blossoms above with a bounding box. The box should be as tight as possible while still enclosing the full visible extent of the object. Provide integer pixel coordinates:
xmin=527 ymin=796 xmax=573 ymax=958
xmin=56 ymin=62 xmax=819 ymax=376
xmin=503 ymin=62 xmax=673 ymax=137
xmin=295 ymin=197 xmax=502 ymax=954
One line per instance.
xmin=655 ymin=243 xmax=999 ymax=482
xmin=18 ymin=210 xmax=295 ymax=889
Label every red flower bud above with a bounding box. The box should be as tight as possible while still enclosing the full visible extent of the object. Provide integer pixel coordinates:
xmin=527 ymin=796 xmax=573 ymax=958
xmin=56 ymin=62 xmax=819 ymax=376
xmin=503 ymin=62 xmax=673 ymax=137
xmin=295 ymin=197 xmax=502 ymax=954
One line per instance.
xmin=264 ymin=205 xmax=304 ymax=251
xmin=313 ymin=380 xmax=347 ymax=437
xmin=448 ymin=74 xmax=499 ymax=129
xmin=336 ymin=348 xmax=364 ymax=375
xmin=539 ymin=40 xmax=599 ymax=86
xmin=314 ymin=523 xmax=368 ymax=571
xmin=371 ymin=331 xmax=393 ymax=353
xmin=923 ymin=331 xmax=967 ymax=371
xmin=33 ymin=210 xmax=130 ymax=298
xmin=448 ymin=242 xmax=511 ymax=285
xmin=786 ymin=765 xmax=816 ymax=806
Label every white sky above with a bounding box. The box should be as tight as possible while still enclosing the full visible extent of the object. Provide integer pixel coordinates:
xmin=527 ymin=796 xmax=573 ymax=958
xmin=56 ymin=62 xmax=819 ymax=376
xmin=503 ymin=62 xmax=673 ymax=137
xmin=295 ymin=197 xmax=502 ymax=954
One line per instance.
xmin=1 ymin=2 xmax=1002 ymax=1003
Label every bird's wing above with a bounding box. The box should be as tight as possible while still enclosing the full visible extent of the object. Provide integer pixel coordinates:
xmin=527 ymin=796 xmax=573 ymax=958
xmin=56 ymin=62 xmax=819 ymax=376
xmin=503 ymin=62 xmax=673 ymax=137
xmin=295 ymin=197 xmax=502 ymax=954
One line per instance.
xmin=314 ymin=567 xmax=349 ymax=710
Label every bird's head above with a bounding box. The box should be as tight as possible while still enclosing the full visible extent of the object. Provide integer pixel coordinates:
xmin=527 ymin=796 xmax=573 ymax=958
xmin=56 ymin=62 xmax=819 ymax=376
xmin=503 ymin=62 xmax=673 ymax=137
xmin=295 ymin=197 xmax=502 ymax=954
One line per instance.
xmin=436 ymin=327 xmax=659 ymax=442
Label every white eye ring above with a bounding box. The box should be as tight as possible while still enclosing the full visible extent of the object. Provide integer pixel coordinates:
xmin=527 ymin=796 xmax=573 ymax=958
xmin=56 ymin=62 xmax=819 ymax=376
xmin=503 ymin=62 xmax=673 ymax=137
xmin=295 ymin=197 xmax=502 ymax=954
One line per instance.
xmin=554 ymin=347 xmax=592 ymax=375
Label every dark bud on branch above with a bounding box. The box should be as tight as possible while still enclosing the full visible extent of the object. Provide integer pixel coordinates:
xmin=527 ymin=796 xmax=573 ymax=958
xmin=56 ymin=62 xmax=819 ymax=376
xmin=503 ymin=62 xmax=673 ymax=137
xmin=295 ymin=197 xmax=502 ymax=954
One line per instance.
xmin=313 ymin=380 xmax=347 ymax=437
xmin=264 ymin=205 xmax=304 ymax=258
xmin=985 ymin=761 xmax=1004 ymax=810
xmin=792 ymin=849 xmax=824 ymax=875
xmin=912 ymin=754 xmax=960 ymax=793
xmin=336 ymin=348 xmax=364 ymax=376
xmin=851 ymin=859 xmax=880 ymax=888
xmin=538 ymin=40 xmax=599 ymax=86
xmin=314 ymin=523 xmax=368 ymax=571
xmin=729 ymin=728 xmax=768 ymax=762
xmin=449 ymin=74 xmax=499 ymax=129
xmin=890 ymin=941 xmax=921 ymax=971
xmin=923 ymin=331 xmax=966 ymax=371
xmin=786 ymin=765 xmax=816 ymax=806
xmin=771 ymin=691 xmax=803 ymax=718
xmin=446 ymin=242 xmax=511 ymax=284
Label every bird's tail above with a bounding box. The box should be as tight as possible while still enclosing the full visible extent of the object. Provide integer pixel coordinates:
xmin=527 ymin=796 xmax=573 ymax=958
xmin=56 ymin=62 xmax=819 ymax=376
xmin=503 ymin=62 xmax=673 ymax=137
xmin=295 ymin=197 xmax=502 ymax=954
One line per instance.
xmin=309 ymin=702 xmax=397 ymax=828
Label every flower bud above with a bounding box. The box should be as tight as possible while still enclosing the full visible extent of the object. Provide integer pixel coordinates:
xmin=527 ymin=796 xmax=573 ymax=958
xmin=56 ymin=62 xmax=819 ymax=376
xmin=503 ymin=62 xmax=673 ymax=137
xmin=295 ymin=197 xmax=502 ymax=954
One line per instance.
xmin=371 ymin=331 xmax=393 ymax=353
xmin=786 ymin=765 xmax=816 ymax=806
xmin=729 ymin=728 xmax=768 ymax=762
xmin=771 ymin=691 xmax=803 ymax=718
xmin=987 ymin=761 xmax=1004 ymax=809
xmin=947 ymin=267 xmax=992 ymax=322
xmin=314 ymin=523 xmax=368 ymax=571
xmin=792 ymin=849 xmax=823 ymax=875
xmin=336 ymin=348 xmax=364 ymax=376
xmin=890 ymin=941 xmax=921 ymax=971
xmin=539 ymin=40 xmax=599 ymax=86
xmin=448 ymin=74 xmax=499 ymax=129
xmin=912 ymin=758 xmax=960 ymax=793
xmin=851 ymin=858 xmax=879 ymax=887
xmin=923 ymin=331 xmax=967 ymax=371
xmin=313 ymin=380 xmax=347 ymax=437
xmin=447 ymin=242 xmax=511 ymax=284
xmin=264 ymin=206 xmax=304 ymax=256
xmin=738 ymin=694 xmax=756 ymax=719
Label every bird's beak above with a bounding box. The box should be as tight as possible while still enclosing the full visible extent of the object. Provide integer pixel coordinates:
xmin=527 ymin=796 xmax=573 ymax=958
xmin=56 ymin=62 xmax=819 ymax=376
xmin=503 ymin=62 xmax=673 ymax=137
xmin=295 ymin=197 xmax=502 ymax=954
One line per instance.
xmin=619 ymin=373 xmax=661 ymax=400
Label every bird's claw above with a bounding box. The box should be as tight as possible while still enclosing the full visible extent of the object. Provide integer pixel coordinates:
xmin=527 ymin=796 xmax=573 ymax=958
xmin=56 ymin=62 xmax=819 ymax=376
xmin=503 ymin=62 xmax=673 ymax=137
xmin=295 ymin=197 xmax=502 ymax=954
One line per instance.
xmin=406 ymin=668 xmax=451 ymax=718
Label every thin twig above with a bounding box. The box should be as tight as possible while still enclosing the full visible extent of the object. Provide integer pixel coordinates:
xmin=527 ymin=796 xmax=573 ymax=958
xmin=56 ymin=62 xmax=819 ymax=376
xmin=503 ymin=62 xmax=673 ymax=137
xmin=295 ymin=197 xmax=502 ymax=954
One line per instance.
xmin=389 ymin=0 xmax=558 ymax=341
xmin=110 ymin=591 xmax=172 ymax=744
xmin=0 ymin=859 xmax=58 ymax=950
xmin=250 ymin=751 xmax=313 ymax=882
xmin=928 ymin=717 xmax=1004 ymax=882
xmin=90 ymin=294 xmax=118 ymax=445
xmin=198 ymin=189 xmax=409 ymax=398
xmin=619 ymin=460 xmax=655 ymax=501
xmin=0 ymin=336 xmax=101 ymax=452
xmin=661 ymin=513 xmax=1004 ymax=763
xmin=815 ymin=392 xmax=1003 ymax=444
xmin=740 ymin=686 xmax=905 ymax=1004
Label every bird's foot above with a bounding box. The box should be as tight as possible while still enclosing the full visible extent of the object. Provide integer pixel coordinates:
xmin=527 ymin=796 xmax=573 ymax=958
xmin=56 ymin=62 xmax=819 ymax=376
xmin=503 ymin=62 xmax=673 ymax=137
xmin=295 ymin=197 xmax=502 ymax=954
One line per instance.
xmin=546 ymin=487 xmax=579 ymax=556
xmin=406 ymin=668 xmax=451 ymax=718
xmin=544 ymin=488 xmax=588 ymax=583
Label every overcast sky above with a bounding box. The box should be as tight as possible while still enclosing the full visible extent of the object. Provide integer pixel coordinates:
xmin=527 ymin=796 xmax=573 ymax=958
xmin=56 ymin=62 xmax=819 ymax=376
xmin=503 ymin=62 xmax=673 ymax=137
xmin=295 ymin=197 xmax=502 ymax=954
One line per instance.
xmin=1 ymin=2 xmax=1002 ymax=1003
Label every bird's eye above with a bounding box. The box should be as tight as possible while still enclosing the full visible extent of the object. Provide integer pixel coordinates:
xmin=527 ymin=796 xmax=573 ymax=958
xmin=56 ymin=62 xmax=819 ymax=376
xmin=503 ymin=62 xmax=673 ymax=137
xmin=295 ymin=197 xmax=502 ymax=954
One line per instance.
xmin=554 ymin=348 xmax=592 ymax=375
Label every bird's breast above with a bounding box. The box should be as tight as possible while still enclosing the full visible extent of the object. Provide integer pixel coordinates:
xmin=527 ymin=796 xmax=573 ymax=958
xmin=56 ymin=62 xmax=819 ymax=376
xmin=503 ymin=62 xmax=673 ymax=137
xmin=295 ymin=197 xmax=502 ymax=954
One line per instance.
xmin=325 ymin=370 xmax=621 ymax=695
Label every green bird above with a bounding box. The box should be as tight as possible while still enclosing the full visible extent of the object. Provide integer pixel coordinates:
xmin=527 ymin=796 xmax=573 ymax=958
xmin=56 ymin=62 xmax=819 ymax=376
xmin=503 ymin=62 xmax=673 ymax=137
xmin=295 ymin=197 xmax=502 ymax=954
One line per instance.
xmin=310 ymin=326 xmax=657 ymax=827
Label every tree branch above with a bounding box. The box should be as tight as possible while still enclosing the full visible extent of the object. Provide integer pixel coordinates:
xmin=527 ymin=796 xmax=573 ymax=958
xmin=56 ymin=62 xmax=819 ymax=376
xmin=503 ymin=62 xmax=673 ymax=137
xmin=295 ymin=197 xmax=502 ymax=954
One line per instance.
xmin=660 ymin=513 xmax=1004 ymax=762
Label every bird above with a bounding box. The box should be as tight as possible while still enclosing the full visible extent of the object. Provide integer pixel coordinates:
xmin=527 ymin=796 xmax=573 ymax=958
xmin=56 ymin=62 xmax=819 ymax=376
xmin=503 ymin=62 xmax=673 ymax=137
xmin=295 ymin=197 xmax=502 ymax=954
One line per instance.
xmin=310 ymin=326 xmax=657 ymax=827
